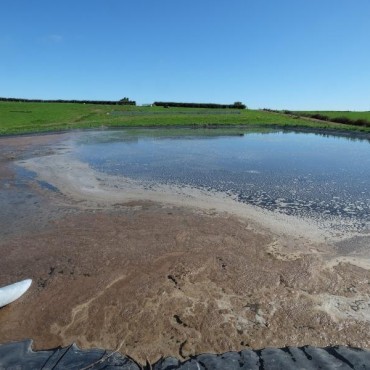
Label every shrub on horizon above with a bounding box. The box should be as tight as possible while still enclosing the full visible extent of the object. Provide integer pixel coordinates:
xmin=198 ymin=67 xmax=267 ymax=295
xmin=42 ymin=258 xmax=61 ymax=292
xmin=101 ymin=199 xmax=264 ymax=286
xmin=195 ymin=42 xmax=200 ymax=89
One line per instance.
xmin=153 ymin=101 xmax=246 ymax=109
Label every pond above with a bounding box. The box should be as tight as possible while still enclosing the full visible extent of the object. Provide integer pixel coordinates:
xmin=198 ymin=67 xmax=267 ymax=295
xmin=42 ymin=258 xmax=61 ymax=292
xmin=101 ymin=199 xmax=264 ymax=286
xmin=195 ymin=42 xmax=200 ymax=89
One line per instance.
xmin=71 ymin=127 xmax=370 ymax=233
xmin=3 ymin=126 xmax=370 ymax=362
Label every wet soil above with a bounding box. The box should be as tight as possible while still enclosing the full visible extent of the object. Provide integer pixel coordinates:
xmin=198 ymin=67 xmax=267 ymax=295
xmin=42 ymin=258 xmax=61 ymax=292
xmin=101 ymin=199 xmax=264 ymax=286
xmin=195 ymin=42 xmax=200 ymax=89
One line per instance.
xmin=0 ymin=133 xmax=369 ymax=364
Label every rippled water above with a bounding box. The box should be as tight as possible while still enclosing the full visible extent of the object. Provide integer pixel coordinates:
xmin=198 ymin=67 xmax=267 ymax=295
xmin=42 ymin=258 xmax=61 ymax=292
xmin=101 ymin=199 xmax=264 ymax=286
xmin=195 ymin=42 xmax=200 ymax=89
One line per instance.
xmin=74 ymin=128 xmax=370 ymax=231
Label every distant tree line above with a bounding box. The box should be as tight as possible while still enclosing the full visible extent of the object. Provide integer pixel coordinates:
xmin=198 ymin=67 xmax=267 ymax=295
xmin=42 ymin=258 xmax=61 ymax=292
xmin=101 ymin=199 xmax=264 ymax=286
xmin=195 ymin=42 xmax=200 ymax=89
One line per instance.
xmin=0 ymin=97 xmax=136 ymax=106
xmin=153 ymin=101 xmax=246 ymax=109
xmin=263 ymin=108 xmax=370 ymax=128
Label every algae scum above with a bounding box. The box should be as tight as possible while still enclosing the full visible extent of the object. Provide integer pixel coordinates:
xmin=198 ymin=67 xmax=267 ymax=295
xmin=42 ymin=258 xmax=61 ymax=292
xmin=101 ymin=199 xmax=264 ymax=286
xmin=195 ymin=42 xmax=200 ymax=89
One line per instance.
xmin=72 ymin=127 xmax=370 ymax=233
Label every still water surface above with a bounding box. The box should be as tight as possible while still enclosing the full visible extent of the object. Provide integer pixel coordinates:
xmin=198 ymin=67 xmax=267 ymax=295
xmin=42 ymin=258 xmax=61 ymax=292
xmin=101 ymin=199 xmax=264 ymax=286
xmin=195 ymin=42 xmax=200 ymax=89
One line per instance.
xmin=74 ymin=128 xmax=370 ymax=231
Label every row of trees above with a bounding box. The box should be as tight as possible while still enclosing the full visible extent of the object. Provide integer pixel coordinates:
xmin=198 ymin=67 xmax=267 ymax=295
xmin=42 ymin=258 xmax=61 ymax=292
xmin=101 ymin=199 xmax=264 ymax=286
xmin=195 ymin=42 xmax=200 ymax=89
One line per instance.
xmin=153 ymin=101 xmax=246 ymax=109
xmin=1 ymin=97 xmax=249 ymax=110
xmin=0 ymin=97 xmax=136 ymax=106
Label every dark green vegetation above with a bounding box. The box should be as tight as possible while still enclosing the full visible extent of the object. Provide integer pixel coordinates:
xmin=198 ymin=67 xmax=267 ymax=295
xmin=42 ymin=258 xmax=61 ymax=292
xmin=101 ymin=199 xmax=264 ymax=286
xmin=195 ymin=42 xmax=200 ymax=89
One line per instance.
xmin=1 ymin=101 xmax=370 ymax=136
xmin=0 ymin=96 xmax=136 ymax=106
xmin=268 ymin=109 xmax=370 ymax=128
xmin=153 ymin=101 xmax=246 ymax=109
xmin=296 ymin=111 xmax=370 ymax=127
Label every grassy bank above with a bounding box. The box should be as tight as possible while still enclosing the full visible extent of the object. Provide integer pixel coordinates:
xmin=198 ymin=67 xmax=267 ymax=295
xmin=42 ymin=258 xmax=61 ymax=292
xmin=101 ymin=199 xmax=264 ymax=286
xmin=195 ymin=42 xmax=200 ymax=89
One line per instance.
xmin=287 ymin=110 xmax=370 ymax=128
xmin=1 ymin=101 xmax=369 ymax=135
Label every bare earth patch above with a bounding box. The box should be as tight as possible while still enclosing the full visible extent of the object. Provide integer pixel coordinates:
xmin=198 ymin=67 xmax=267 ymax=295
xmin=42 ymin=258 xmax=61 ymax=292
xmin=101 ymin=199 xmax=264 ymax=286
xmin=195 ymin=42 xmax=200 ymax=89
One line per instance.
xmin=0 ymin=133 xmax=369 ymax=364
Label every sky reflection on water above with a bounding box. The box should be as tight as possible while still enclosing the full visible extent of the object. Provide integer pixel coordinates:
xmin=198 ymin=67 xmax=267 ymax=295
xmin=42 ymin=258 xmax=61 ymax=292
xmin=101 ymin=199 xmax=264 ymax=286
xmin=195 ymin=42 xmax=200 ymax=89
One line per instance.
xmin=75 ymin=128 xmax=370 ymax=231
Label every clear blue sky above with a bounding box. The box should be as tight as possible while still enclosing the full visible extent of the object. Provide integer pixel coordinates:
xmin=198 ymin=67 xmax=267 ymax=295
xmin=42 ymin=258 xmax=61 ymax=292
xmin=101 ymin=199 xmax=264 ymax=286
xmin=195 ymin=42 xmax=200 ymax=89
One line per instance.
xmin=1 ymin=0 xmax=370 ymax=110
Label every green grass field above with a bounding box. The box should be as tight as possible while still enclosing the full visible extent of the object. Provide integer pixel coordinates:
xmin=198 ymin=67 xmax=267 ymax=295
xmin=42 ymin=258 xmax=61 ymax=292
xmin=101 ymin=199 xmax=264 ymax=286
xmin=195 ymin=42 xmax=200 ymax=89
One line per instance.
xmin=1 ymin=101 xmax=369 ymax=135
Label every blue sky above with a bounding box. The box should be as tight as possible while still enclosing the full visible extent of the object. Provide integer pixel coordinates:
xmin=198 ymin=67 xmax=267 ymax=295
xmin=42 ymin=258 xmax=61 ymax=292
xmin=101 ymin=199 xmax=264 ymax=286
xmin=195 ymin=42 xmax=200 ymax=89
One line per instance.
xmin=1 ymin=0 xmax=370 ymax=110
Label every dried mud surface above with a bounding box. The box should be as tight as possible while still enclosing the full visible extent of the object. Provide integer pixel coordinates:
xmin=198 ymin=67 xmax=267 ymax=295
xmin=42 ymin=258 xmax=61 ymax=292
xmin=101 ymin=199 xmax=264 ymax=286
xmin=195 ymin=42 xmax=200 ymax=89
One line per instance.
xmin=0 ymin=133 xmax=370 ymax=364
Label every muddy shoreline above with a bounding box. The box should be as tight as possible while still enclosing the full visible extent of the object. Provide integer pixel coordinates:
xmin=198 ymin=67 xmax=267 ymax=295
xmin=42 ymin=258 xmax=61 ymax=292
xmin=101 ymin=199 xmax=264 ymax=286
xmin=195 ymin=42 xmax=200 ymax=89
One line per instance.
xmin=0 ymin=132 xmax=370 ymax=363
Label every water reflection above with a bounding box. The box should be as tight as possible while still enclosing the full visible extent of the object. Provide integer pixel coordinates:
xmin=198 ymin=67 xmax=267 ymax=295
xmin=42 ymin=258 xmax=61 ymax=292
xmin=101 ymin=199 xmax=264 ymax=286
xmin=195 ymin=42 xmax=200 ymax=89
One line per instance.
xmin=75 ymin=128 xmax=370 ymax=230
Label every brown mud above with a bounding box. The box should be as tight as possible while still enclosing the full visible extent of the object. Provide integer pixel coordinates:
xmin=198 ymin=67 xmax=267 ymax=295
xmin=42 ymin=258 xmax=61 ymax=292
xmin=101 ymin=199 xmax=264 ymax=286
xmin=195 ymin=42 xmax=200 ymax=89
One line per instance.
xmin=0 ymin=133 xmax=369 ymax=364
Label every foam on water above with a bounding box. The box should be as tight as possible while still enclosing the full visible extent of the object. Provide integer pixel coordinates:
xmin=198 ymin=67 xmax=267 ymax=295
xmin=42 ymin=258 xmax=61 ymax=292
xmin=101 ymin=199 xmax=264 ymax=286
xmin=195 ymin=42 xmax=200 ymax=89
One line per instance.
xmin=73 ymin=128 xmax=370 ymax=235
xmin=16 ymin=127 xmax=370 ymax=244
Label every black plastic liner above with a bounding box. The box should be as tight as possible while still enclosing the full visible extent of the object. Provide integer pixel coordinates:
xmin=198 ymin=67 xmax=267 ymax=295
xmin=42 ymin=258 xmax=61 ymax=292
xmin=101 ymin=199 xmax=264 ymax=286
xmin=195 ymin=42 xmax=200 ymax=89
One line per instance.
xmin=0 ymin=340 xmax=369 ymax=369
